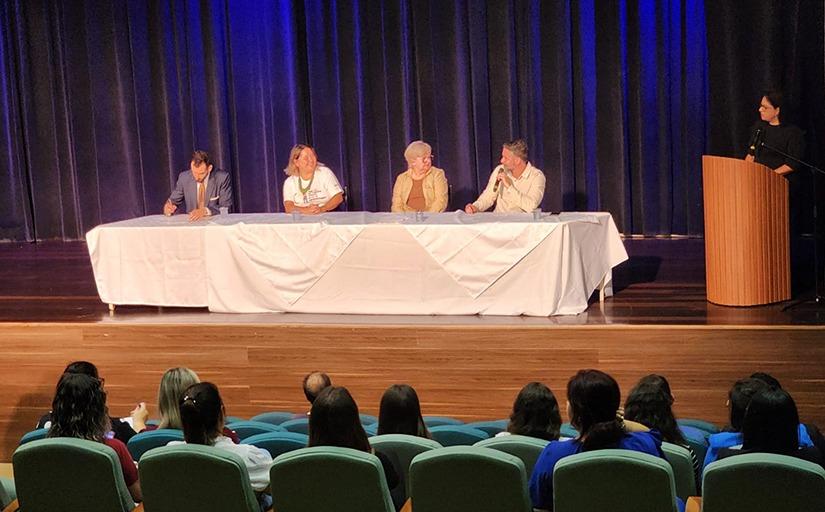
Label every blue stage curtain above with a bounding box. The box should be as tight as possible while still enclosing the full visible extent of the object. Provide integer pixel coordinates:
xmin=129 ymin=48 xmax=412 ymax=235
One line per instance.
xmin=0 ymin=0 xmax=819 ymax=241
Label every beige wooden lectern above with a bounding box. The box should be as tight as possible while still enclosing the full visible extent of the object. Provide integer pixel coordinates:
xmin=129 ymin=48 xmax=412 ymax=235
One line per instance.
xmin=702 ymin=155 xmax=790 ymax=306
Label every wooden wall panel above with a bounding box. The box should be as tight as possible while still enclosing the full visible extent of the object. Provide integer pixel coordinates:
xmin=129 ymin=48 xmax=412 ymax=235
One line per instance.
xmin=0 ymin=323 xmax=823 ymax=461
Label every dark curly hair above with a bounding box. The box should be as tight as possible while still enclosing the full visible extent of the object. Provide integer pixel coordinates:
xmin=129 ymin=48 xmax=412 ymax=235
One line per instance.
xmin=507 ymin=382 xmax=561 ymax=441
xmin=624 ymin=374 xmax=687 ymax=445
xmin=48 ymin=373 xmax=110 ymax=442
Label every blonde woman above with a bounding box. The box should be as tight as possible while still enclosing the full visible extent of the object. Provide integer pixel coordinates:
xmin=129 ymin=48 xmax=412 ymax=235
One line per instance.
xmin=282 ymin=144 xmax=344 ymax=214
xmin=141 ymin=367 xmax=240 ymax=443
xmin=391 ymin=141 xmax=448 ymax=213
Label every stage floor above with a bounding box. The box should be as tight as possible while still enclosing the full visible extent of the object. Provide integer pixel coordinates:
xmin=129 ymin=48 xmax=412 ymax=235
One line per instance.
xmin=2 ymin=238 xmax=823 ymax=325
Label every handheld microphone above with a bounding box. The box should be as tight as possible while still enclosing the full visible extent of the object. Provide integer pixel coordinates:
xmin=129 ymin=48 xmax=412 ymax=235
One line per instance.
xmin=748 ymin=128 xmax=763 ymax=153
xmin=493 ymin=167 xmax=505 ymax=193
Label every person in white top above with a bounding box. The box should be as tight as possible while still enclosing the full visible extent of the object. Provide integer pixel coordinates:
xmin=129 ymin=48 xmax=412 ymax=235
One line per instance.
xmin=282 ymin=144 xmax=344 ymax=214
xmin=465 ymin=139 xmax=546 ymax=214
xmin=169 ymin=382 xmax=272 ymax=496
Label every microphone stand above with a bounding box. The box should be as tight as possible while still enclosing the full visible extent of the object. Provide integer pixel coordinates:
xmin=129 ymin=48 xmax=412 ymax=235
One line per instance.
xmin=758 ymin=141 xmax=825 ymax=310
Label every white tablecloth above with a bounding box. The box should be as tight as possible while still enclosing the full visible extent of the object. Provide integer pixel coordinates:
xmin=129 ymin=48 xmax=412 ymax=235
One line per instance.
xmin=86 ymin=211 xmax=628 ymax=316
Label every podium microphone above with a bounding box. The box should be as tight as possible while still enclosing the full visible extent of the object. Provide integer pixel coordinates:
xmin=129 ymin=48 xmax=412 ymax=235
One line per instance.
xmin=748 ymin=128 xmax=763 ymax=153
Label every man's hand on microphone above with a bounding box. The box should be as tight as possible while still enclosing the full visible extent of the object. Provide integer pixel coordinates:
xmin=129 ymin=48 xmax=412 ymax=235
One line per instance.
xmin=496 ymin=170 xmax=512 ymax=189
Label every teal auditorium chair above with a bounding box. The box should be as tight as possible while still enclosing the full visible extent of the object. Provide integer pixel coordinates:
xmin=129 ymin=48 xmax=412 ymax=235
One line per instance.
xmin=0 ymin=477 xmax=15 ymax=510
xmin=678 ymin=418 xmax=720 ymax=435
xmin=423 ymin=416 xmax=464 ymax=427
xmin=250 ymin=411 xmax=296 ymax=425
xmin=225 ymin=420 xmax=285 ymax=440
xmin=360 ymin=413 xmax=379 ymax=425
xmin=560 ymin=423 xmax=579 ymax=438
xmin=679 ymin=425 xmax=709 ymax=467
xmin=18 ymin=428 xmax=47 ymax=445
xmin=139 ymin=444 xmax=260 ymax=512
xmin=270 ymin=446 xmax=395 ymax=512
xmin=429 ymin=425 xmax=489 ymax=446
xmin=661 ymin=441 xmax=697 ymax=500
xmin=553 ymin=449 xmax=679 ymax=512
xmin=409 ymin=446 xmax=532 ymax=512
xmin=280 ymin=417 xmax=310 ymax=435
xmin=474 ymin=434 xmax=550 ymax=476
xmin=127 ymin=428 xmax=184 ymax=461
xmin=13 ymin=438 xmax=137 ymax=511
xmin=370 ymin=433 xmax=443 ymax=495
xmin=364 ymin=422 xmax=379 ymax=436
xmin=466 ymin=419 xmax=508 ymax=436
xmin=242 ymin=431 xmax=308 ymax=458
xmin=701 ymin=453 xmax=825 ymax=512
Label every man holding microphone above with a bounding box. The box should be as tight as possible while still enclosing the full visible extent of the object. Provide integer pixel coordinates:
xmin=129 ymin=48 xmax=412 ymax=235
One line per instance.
xmin=465 ymin=139 xmax=545 ymax=214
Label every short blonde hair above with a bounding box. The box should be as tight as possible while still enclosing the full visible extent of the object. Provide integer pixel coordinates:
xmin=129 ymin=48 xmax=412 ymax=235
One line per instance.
xmin=284 ymin=144 xmax=316 ymax=176
xmin=403 ymin=141 xmax=432 ymax=166
xmin=157 ymin=367 xmax=200 ymax=429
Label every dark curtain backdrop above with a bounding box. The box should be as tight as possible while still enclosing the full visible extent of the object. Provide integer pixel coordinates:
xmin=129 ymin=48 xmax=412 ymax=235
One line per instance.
xmin=0 ymin=0 xmax=820 ymax=242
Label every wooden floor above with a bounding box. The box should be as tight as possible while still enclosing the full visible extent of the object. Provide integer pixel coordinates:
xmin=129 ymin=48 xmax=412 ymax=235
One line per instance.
xmin=0 ymin=239 xmax=824 ymax=462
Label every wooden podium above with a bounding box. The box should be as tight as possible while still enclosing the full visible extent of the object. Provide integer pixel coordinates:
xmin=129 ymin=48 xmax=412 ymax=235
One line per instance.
xmin=703 ymin=155 xmax=790 ymax=306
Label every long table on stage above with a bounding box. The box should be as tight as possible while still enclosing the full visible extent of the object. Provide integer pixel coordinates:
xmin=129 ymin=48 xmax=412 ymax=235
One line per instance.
xmin=86 ymin=211 xmax=628 ymax=316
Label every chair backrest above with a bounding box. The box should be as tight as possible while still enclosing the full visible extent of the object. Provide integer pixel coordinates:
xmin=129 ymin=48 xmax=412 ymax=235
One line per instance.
xmin=370 ymin=434 xmax=443 ymax=496
xmin=702 ymin=453 xmax=825 ymax=512
xmin=19 ymin=428 xmax=48 ymax=445
xmin=560 ymin=422 xmax=579 ymax=438
xmin=680 ymin=425 xmax=709 ymax=466
xmin=474 ymin=434 xmax=549 ymax=476
xmin=242 ymin=431 xmax=308 ymax=458
xmin=126 ymin=428 xmax=184 ymax=461
xmin=139 ymin=444 xmax=260 ymax=512
xmin=280 ymin=417 xmax=310 ymax=435
xmin=678 ymin=418 xmax=720 ymax=435
xmin=466 ymin=419 xmax=509 ymax=436
xmin=553 ymin=449 xmax=678 ymax=512
xmin=423 ymin=416 xmax=464 ymax=427
xmin=13 ymin=437 xmax=135 ymax=512
xmin=360 ymin=413 xmax=379 ymax=425
xmin=225 ymin=420 xmax=284 ymax=440
xmin=270 ymin=446 xmax=395 ymax=512
xmin=364 ymin=422 xmax=379 ymax=436
xmin=661 ymin=441 xmax=697 ymax=500
xmin=429 ymin=425 xmax=489 ymax=446
xmin=409 ymin=446 xmax=531 ymax=512
xmin=250 ymin=411 xmax=296 ymax=425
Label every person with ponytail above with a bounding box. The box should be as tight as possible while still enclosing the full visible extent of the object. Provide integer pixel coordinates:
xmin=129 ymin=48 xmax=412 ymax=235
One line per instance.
xmin=529 ymin=370 xmax=674 ymax=511
xmin=169 ymin=382 xmax=272 ymax=509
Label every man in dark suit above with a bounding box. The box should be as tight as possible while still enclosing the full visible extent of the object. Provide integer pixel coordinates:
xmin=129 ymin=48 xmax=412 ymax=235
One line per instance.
xmin=163 ymin=150 xmax=234 ymax=221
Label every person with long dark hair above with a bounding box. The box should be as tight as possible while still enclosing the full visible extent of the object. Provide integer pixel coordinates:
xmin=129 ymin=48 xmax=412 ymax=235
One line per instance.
xmin=703 ymin=377 xmax=769 ymax=468
xmin=170 ymin=382 xmax=272 ymax=508
xmin=624 ymin=374 xmax=700 ymax=487
xmin=500 ymin=382 xmax=561 ymax=441
xmin=744 ymin=90 xmax=804 ymax=176
xmin=718 ymin=388 xmax=825 ymax=468
xmin=38 ymin=361 xmax=145 ymax=443
xmin=48 ymin=373 xmax=142 ymax=502
xmin=377 ymin=384 xmax=430 ymax=438
xmin=529 ymin=370 xmax=671 ymax=511
xmin=310 ymin=386 xmax=403 ymax=510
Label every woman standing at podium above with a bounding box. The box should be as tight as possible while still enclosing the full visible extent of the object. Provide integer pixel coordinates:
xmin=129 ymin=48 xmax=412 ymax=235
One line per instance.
xmin=745 ymin=90 xmax=805 ymax=176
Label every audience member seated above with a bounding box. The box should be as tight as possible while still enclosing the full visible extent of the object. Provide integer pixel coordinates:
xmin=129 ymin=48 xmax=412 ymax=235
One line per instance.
xmin=310 ymin=386 xmax=404 ymax=510
xmin=38 ymin=361 xmax=144 ymax=443
xmin=377 ymin=384 xmax=431 ymax=438
xmin=170 ymin=382 xmax=272 ymax=510
xmin=624 ymin=374 xmax=701 ymax=487
xmin=141 ymin=367 xmax=240 ymax=444
xmin=750 ymin=372 xmax=825 ymax=456
xmin=300 ymin=371 xmax=332 ymax=415
xmin=718 ymin=387 xmax=825 ymax=469
xmin=529 ymin=369 xmax=680 ymax=511
xmin=48 ymin=373 xmax=142 ymax=502
xmin=497 ymin=382 xmax=561 ymax=441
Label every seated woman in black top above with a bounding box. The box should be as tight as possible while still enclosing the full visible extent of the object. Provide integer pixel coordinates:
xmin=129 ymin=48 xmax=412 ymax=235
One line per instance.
xmin=503 ymin=382 xmax=561 ymax=441
xmin=718 ymin=388 xmax=825 ymax=469
xmin=310 ymin=386 xmax=404 ymax=510
xmin=745 ymin=90 xmax=804 ymax=176
xmin=377 ymin=384 xmax=431 ymax=438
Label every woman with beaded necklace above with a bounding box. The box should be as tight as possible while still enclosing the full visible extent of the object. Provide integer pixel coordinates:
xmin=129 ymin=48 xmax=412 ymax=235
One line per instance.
xmin=282 ymin=144 xmax=344 ymax=214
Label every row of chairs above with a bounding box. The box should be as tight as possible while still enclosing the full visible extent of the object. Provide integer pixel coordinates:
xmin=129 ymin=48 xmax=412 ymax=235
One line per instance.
xmin=5 ymin=437 xmax=824 ymax=512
